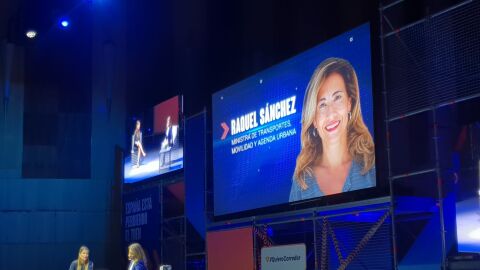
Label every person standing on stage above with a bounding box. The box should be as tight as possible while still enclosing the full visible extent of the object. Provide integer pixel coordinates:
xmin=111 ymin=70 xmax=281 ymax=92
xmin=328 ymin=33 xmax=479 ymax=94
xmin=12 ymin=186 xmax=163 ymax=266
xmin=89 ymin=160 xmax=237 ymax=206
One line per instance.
xmin=127 ymin=243 xmax=148 ymax=270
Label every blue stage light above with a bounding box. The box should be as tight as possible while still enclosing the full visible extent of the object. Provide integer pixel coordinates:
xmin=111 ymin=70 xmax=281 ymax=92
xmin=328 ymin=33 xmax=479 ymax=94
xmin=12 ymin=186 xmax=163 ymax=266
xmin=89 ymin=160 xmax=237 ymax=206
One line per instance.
xmin=266 ymin=227 xmax=274 ymax=237
xmin=26 ymin=30 xmax=37 ymax=39
xmin=60 ymin=19 xmax=70 ymax=28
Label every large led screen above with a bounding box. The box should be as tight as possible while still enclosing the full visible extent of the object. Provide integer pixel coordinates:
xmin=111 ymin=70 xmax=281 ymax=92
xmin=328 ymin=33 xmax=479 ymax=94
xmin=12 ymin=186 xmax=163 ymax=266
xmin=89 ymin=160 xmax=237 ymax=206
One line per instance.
xmin=212 ymin=23 xmax=376 ymax=216
xmin=454 ymin=121 xmax=480 ymax=253
xmin=124 ymin=96 xmax=183 ymax=183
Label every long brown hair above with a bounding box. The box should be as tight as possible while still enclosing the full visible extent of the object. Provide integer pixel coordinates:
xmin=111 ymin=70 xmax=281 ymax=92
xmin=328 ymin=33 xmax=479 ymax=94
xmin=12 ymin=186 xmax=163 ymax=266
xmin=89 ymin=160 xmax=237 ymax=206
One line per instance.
xmin=76 ymin=246 xmax=89 ymax=270
xmin=293 ymin=57 xmax=375 ymax=190
xmin=134 ymin=120 xmax=141 ymax=136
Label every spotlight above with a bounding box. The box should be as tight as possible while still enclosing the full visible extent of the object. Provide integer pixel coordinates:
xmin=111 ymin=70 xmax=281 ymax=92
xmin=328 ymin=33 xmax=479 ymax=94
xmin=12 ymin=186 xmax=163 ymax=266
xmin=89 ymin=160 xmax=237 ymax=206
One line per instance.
xmin=59 ymin=19 xmax=70 ymax=28
xmin=266 ymin=227 xmax=274 ymax=237
xmin=26 ymin=30 xmax=37 ymax=39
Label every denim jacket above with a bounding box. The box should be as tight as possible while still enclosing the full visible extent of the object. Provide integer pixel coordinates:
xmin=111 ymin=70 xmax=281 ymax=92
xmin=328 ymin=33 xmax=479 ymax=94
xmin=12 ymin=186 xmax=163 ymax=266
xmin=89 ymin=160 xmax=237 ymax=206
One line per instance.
xmin=128 ymin=260 xmax=147 ymax=270
xmin=68 ymin=260 xmax=93 ymax=270
xmin=289 ymin=160 xmax=375 ymax=202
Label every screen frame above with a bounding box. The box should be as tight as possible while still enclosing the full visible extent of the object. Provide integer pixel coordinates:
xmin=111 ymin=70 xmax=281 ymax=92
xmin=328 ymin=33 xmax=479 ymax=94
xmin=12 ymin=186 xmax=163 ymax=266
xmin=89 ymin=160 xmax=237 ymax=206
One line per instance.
xmin=210 ymin=21 xmax=389 ymax=221
xmin=123 ymin=95 xmax=185 ymax=185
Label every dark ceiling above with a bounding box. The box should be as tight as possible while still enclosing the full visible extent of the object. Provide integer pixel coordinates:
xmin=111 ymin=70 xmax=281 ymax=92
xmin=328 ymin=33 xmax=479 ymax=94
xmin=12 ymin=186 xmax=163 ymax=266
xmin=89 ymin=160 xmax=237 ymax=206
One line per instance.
xmin=1 ymin=0 xmax=464 ymax=117
xmin=125 ymin=0 xmax=381 ymax=115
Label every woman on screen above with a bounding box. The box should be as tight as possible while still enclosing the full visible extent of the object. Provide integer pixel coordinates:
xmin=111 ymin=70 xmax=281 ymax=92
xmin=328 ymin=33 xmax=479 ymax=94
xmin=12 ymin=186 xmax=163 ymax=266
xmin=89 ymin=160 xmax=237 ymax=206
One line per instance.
xmin=69 ymin=246 xmax=94 ymax=270
xmin=290 ymin=57 xmax=375 ymax=202
xmin=131 ymin=120 xmax=147 ymax=168
xmin=127 ymin=243 xmax=148 ymax=270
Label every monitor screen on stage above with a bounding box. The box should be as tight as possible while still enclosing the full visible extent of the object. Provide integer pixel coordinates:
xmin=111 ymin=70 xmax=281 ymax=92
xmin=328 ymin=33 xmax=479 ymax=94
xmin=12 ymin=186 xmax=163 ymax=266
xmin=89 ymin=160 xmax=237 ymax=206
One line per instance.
xmin=212 ymin=23 xmax=376 ymax=216
xmin=124 ymin=96 xmax=183 ymax=183
xmin=455 ymin=121 xmax=480 ymax=253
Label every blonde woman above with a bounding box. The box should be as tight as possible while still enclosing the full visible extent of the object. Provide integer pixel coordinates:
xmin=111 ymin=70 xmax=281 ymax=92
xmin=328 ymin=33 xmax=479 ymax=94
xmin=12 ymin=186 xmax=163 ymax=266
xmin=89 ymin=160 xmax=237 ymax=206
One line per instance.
xmin=69 ymin=246 xmax=94 ymax=270
xmin=127 ymin=243 xmax=148 ymax=270
xmin=290 ymin=58 xmax=375 ymax=202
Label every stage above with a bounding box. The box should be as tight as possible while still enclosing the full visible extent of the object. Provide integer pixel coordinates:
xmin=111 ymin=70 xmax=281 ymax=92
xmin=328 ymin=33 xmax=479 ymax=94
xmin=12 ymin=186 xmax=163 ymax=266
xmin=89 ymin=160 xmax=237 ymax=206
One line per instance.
xmin=124 ymin=147 xmax=184 ymax=183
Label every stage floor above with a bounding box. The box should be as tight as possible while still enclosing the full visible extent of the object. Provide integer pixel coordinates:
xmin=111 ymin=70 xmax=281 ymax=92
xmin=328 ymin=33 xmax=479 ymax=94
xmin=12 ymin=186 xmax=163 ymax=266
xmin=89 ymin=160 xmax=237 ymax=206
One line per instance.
xmin=124 ymin=147 xmax=184 ymax=183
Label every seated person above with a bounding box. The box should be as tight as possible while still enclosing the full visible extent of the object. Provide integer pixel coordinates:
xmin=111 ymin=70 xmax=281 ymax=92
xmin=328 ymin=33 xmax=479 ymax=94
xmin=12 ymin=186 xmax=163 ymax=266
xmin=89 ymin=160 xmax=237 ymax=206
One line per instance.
xmin=159 ymin=116 xmax=178 ymax=167
xmin=131 ymin=120 xmax=146 ymax=168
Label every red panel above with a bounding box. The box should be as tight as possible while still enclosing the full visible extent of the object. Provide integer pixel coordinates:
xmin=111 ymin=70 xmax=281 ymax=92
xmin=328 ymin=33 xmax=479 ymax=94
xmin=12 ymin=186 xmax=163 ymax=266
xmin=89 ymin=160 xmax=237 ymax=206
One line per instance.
xmin=207 ymin=227 xmax=254 ymax=270
xmin=153 ymin=95 xmax=179 ymax=134
xmin=166 ymin=181 xmax=185 ymax=204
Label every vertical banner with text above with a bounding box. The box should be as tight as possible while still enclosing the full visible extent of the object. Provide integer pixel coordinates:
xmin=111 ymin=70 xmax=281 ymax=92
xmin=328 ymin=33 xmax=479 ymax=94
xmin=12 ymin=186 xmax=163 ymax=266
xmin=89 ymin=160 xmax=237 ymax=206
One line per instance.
xmin=123 ymin=186 xmax=160 ymax=257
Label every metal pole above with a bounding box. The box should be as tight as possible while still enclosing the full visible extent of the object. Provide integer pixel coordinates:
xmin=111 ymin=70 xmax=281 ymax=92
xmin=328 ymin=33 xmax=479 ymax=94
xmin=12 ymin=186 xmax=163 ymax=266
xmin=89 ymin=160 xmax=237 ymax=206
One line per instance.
xmin=381 ymin=0 xmax=405 ymax=11
xmin=160 ymin=183 xmax=164 ymax=264
xmin=203 ymin=109 xmax=209 ymax=270
xmin=253 ymin=217 xmax=258 ymax=270
xmin=313 ymin=211 xmax=318 ymax=270
xmin=184 ymin=112 xmax=187 ymax=270
xmin=432 ymin=108 xmax=447 ymax=269
xmin=185 ymin=188 xmax=187 ymax=270
xmin=379 ymin=3 xmax=398 ymax=269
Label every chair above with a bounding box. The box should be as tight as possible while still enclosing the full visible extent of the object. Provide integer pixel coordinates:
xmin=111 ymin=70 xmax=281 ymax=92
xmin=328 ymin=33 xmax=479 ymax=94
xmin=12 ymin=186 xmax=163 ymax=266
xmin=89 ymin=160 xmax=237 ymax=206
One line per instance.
xmin=159 ymin=125 xmax=178 ymax=169
xmin=131 ymin=151 xmax=139 ymax=167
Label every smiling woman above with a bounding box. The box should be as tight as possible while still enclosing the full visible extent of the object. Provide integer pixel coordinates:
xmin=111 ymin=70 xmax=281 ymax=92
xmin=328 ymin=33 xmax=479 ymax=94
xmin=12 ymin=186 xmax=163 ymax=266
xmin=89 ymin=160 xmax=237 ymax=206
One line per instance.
xmin=290 ymin=57 xmax=375 ymax=202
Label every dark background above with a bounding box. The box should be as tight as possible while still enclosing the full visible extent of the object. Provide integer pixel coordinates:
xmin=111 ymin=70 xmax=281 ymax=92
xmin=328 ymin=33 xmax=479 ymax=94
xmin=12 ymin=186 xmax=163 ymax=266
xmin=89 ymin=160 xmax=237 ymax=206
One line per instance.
xmin=0 ymin=0 xmax=472 ymax=269
xmin=0 ymin=0 xmax=465 ymax=116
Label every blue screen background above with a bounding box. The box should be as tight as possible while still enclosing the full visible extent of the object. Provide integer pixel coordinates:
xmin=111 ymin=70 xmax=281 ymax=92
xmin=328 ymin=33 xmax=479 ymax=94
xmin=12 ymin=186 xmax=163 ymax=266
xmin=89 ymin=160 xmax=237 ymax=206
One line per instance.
xmin=212 ymin=23 xmax=375 ymax=216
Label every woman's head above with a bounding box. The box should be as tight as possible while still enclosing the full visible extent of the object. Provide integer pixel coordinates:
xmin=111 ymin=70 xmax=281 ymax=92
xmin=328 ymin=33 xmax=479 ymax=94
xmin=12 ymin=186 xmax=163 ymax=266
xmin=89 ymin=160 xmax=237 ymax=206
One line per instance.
xmin=128 ymin=243 xmax=147 ymax=265
xmin=136 ymin=120 xmax=141 ymax=130
xmin=166 ymin=116 xmax=171 ymax=128
xmin=294 ymin=57 xmax=375 ymax=189
xmin=313 ymin=72 xmax=352 ymax=145
xmin=76 ymin=246 xmax=89 ymax=267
